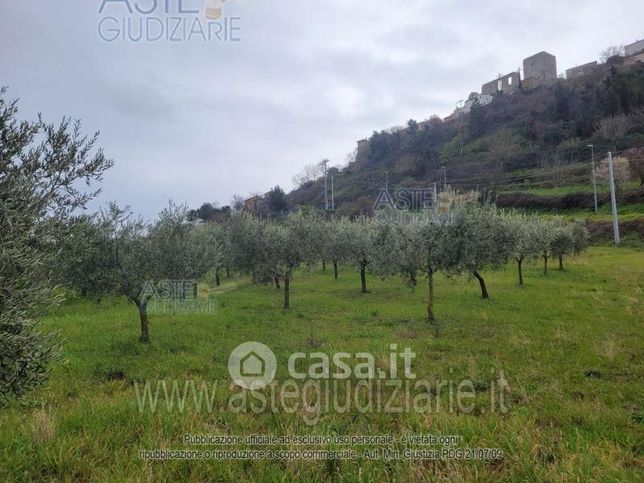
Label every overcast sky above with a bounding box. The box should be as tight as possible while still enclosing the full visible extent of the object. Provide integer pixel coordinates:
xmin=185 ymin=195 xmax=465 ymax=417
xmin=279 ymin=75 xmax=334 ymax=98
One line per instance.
xmin=1 ymin=0 xmax=643 ymax=218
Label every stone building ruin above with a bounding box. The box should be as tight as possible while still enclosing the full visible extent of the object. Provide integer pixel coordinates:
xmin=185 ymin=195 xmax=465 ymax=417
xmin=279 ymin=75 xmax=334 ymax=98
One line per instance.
xmin=625 ymin=39 xmax=644 ymax=57
xmin=523 ymin=51 xmax=557 ymax=84
xmin=566 ymin=61 xmax=598 ymax=79
xmin=481 ymin=71 xmax=520 ymax=96
xmin=480 ymin=51 xmax=557 ymax=95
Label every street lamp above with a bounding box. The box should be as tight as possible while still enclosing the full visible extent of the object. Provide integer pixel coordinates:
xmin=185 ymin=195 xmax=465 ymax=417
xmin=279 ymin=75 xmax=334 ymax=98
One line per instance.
xmin=587 ymin=144 xmax=598 ymax=213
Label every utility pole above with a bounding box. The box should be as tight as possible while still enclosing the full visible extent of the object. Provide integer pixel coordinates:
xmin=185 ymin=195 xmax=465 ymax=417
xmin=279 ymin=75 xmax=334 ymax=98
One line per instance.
xmin=441 ymin=166 xmax=447 ymax=190
xmin=607 ymin=151 xmax=620 ymax=244
xmin=322 ymin=160 xmax=329 ymax=210
xmin=433 ymin=182 xmax=438 ymax=208
xmin=331 ymin=175 xmax=335 ymax=210
xmin=457 ymin=99 xmax=464 ymax=159
xmin=385 ymin=170 xmax=389 ymax=192
xmin=587 ymin=144 xmax=598 ymax=213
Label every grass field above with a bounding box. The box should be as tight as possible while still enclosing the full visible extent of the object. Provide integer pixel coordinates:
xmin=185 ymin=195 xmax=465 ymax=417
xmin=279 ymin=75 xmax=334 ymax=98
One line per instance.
xmin=1 ymin=246 xmax=643 ymax=481
xmin=532 ymin=203 xmax=644 ymax=223
xmin=498 ymin=181 xmax=641 ymax=196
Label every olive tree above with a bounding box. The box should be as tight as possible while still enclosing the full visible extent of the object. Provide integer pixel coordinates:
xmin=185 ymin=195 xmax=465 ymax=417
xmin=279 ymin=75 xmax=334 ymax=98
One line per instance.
xmin=571 ymin=220 xmax=590 ymax=259
xmin=506 ymin=214 xmax=541 ymax=285
xmin=253 ymin=220 xmax=286 ymax=290
xmin=391 ymin=222 xmax=424 ymax=288
xmin=416 ymin=214 xmax=457 ymax=323
xmin=452 ymin=205 xmax=514 ymax=299
xmin=100 ymin=204 xmax=153 ymax=342
xmin=0 ymin=89 xmax=113 ymax=401
xmin=55 ymin=215 xmax=120 ymax=300
xmin=534 ymin=218 xmax=556 ymax=275
xmin=237 ymin=213 xmax=319 ymax=308
xmin=549 ymin=220 xmax=575 ymax=272
xmin=549 ymin=218 xmax=588 ymax=271
xmin=345 ymin=217 xmax=378 ymax=293
xmin=202 ymin=222 xmax=231 ymax=286
xmin=229 ymin=212 xmax=263 ymax=279
xmin=105 ymin=202 xmax=220 ymax=343
xmin=323 ymin=218 xmax=353 ymax=280
xmin=261 ymin=213 xmax=318 ymax=308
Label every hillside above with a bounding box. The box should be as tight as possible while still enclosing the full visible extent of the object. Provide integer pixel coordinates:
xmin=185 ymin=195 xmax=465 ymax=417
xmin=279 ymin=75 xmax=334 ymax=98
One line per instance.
xmin=286 ymin=59 xmax=644 ymax=222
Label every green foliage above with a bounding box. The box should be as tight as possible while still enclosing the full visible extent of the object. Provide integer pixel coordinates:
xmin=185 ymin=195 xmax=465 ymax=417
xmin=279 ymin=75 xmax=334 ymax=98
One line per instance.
xmin=322 ymin=218 xmax=353 ymax=268
xmin=187 ymin=203 xmax=231 ymax=223
xmin=55 ymin=215 xmax=120 ymax=300
xmin=267 ymin=185 xmax=288 ymax=216
xmin=55 ymin=196 xmax=592 ymax=333
xmin=0 ymin=89 xmax=113 ymax=402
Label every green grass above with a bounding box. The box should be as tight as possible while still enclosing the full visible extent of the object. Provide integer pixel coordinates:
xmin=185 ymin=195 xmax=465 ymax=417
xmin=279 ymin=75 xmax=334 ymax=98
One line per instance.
xmin=528 ymin=202 xmax=644 ymax=223
xmin=497 ymin=181 xmax=640 ymax=197
xmin=1 ymin=247 xmax=643 ymax=481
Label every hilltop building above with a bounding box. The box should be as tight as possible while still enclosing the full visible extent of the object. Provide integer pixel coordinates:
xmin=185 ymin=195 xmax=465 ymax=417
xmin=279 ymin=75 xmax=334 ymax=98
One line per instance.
xmin=480 ymin=51 xmax=557 ymax=95
xmin=625 ymin=39 xmax=644 ymax=57
xmin=354 ymin=38 xmax=644 ymax=148
xmin=566 ymin=61 xmax=598 ymax=79
xmin=446 ymin=92 xmax=494 ymax=121
xmin=481 ymin=71 xmax=520 ymax=96
xmin=522 ymin=51 xmax=557 ymax=86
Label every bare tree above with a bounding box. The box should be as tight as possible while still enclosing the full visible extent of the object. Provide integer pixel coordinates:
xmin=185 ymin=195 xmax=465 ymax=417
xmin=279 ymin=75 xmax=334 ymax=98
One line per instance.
xmin=292 ymin=161 xmax=326 ymax=187
xmin=486 ymin=130 xmax=521 ymax=173
xmin=595 ymin=114 xmax=632 ymax=147
xmin=599 ymin=45 xmax=625 ymax=63
xmin=230 ymin=194 xmax=246 ymax=212
xmin=622 ymin=147 xmax=644 ymax=186
xmin=594 ymin=156 xmax=631 ymax=191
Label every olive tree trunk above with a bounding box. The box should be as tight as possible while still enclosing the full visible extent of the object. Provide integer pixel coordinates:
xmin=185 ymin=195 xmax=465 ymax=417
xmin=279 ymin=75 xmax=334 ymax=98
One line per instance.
xmin=410 ymin=271 xmax=417 ymax=287
xmin=472 ymin=271 xmax=489 ymax=299
xmin=283 ymin=273 xmax=290 ymax=309
xmin=427 ymin=269 xmax=434 ymax=324
xmin=138 ymin=301 xmax=150 ymax=344
xmin=360 ymin=260 xmax=368 ymax=293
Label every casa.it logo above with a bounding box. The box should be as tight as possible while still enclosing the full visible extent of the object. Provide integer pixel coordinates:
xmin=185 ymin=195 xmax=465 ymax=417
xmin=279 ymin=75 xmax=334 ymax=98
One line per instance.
xmin=228 ymin=343 xmax=418 ymax=390
xmin=228 ymin=342 xmax=277 ymax=390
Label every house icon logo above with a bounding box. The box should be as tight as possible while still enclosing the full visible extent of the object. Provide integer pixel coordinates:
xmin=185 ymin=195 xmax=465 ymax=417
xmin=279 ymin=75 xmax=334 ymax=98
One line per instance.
xmin=228 ymin=342 xmax=276 ymax=390
xmin=240 ymin=351 xmax=264 ymax=377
